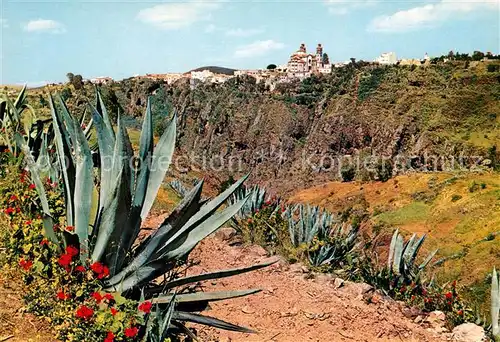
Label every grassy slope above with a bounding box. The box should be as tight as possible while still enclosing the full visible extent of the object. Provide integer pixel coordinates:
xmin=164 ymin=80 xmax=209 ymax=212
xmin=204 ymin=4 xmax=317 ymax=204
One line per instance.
xmin=290 ymin=172 xmax=500 ymax=290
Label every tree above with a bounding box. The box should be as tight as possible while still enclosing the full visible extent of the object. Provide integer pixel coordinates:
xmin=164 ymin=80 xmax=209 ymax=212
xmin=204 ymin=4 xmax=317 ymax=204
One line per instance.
xmin=322 ymin=53 xmax=330 ymax=65
xmin=66 ymin=72 xmax=75 ymax=83
xmin=72 ymin=74 xmax=84 ymax=90
xmin=350 ymin=57 xmax=356 ymax=64
xmin=266 ymin=64 xmax=277 ymax=70
xmin=472 ymin=50 xmax=485 ymax=61
xmin=341 ymin=165 xmax=356 ymax=182
xmin=447 ymin=50 xmax=454 ymax=59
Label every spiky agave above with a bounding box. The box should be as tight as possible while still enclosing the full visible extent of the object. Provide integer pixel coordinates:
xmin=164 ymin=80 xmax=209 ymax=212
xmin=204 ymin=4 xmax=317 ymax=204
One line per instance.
xmin=284 ymin=204 xmax=334 ymax=247
xmin=387 ymin=229 xmax=437 ymax=289
xmin=492 ymin=268 xmax=500 ymax=337
xmin=20 ymin=91 xmax=273 ymax=337
xmin=228 ymin=184 xmax=269 ymax=223
xmin=308 ymin=222 xmax=359 ymax=268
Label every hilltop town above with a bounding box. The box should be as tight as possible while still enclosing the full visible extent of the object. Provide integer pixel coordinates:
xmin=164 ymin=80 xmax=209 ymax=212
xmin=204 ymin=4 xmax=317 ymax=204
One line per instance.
xmin=82 ymin=43 xmax=499 ymax=93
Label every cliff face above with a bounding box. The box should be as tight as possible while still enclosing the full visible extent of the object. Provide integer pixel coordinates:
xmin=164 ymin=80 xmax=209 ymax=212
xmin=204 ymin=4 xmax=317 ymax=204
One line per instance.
xmin=111 ymin=62 xmax=500 ymax=194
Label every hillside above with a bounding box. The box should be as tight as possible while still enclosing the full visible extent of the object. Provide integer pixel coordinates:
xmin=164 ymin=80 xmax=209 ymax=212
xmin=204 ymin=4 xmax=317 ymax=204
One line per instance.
xmin=99 ymin=60 xmax=500 ymax=195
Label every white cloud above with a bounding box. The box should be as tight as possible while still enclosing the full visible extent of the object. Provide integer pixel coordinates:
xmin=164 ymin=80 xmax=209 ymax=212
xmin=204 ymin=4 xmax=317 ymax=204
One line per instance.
xmin=325 ymin=0 xmax=377 ymax=15
xmin=234 ymin=40 xmax=285 ymax=58
xmin=369 ymin=0 xmax=498 ymax=32
xmin=137 ymin=1 xmax=221 ymax=30
xmin=23 ymin=19 xmax=65 ymax=33
xmin=226 ymin=28 xmax=264 ymax=37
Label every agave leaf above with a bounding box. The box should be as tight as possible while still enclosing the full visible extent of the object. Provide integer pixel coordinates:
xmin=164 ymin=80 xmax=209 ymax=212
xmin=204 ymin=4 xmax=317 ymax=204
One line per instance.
xmin=14 ymin=133 xmax=59 ymax=244
xmin=392 ymin=233 xmax=404 ymax=274
xmin=159 ymin=196 xmax=249 ymax=260
xmin=161 ymin=260 xmax=277 ymax=290
xmin=153 ymin=289 xmax=261 ymax=304
xmin=156 ymin=175 xmax=248 ymax=257
xmin=106 ymin=181 xmax=204 ymax=286
xmin=96 ymin=89 xmax=114 ymax=139
xmin=408 ymin=234 xmax=426 ymax=266
xmin=90 ymin=104 xmax=115 ymax=215
xmin=13 ymin=84 xmax=27 ymax=106
xmin=49 ymin=95 xmax=75 ymax=227
xmin=72 ymin=116 xmax=94 ymax=261
xmin=492 ymin=268 xmax=500 ymax=336
xmin=172 ymin=312 xmax=255 ymax=333
xmin=388 ymin=229 xmax=399 ymax=270
xmin=418 ymin=249 xmax=438 ymax=270
xmin=104 ymin=117 xmax=133 ymax=274
xmin=91 ymin=168 xmax=124 ymax=262
xmin=132 ymin=99 xmax=153 ymax=210
xmin=140 ymin=113 xmax=176 ymax=220
xmin=112 ymin=196 xmax=249 ymax=292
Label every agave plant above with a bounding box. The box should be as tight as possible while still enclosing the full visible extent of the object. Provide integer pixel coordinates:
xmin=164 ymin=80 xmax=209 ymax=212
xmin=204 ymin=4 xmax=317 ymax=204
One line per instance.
xmin=20 ymin=91 xmax=273 ymax=338
xmin=492 ymin=268 xmax=500 ymax=337
xmin=228 ymin=184 xmax=269 ymax=222
xmin=1 ymin=85 xmax=36 ymax=151
xmin=284 ymin=204 xmax=334 ymax=247
xmin=308 ymin=222 xmax=359 ymax=268
xmin=387 ymin=229 xmax=437 ymax=289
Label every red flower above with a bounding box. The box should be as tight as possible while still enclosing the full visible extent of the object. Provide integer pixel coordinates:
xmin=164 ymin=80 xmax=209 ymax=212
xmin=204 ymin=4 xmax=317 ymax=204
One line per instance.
xmin=66 ymin=245 xmax=79 ymax=257
xmin=104 ymin=331 xmax=114 ymax=342
xmin=138 ymin=301 xmax=152 ymax=314
xmin=445 ymin=292 xmax=453 ymax=300
xmin=40 ymin=239 xmax=49 ymax=246
xmin=57 ymin=290 xmax=70 ymax=300
xmin=92 ymin=292 xmax=103 ymax=304
xmin=91 ymin=262 xmax=104 ymax=274
xmin=4 ymin=207 xmax=14 ymax=215
xmin=104 ymin=293 xmax=114 ymax=302
xmin=9 ymin=195 xmax=17 ymax=201
xmin=29 ymin=183 xmax=36 ymax=190
xmin=75 ymin=265 xmax=86 ymax=273
xmin=452 ymin=280 xmax=457 ymax=288
xmin=81 ymin=124 xmax=87 ymax=130
xmin=124 ymin=326 xmax=138 ymax=338
xmin=457 ymin=310 xmax=463 ymax=316
xmin=25 ymin=220 xmax=32 ymax=225
xmin=19 ymin=258 xmax=33 ymax=271
xmin=76 ymin=305 xmax=94 ymax=320
xmin=110 ymin=307 xmax=118 ymax=316
xmin=58 ymin=253 xmax=72 ymax=268
xmin=66 ymin=225 xmax=74 ymax=232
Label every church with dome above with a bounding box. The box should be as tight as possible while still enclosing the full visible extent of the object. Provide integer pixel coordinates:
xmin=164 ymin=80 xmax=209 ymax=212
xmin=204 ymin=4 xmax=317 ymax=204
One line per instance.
xmin=287 ymin=43 xmax=332 ymax=79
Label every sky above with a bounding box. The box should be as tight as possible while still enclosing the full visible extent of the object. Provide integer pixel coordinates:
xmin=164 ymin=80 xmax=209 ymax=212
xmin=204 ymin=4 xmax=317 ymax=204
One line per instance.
xmin=1 ymin=0 xmax=499 ymax=85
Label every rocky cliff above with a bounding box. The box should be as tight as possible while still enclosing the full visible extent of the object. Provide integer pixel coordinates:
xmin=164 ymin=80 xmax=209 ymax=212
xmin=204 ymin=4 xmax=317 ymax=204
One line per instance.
xmin=109 ymin=61 xmax=500 ymax=194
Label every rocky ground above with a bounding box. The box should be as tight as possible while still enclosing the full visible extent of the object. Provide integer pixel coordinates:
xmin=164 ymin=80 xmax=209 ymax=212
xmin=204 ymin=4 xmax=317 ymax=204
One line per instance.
xmin=0 ymin=222 xmax=487 ymax=342
xmin=187 ymin=230 xmax=484 ymax=342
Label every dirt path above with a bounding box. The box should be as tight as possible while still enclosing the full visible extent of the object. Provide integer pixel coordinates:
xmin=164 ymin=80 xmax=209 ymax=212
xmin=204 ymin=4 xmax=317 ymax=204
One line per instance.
xmin=0 ymin=273 xmax=54 ymax=342
xmin=185 ymin=236 xmax=446 ymax=342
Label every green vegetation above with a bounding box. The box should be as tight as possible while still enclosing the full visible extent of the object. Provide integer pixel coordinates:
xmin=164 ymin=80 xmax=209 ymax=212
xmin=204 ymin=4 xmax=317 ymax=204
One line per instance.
xmin=0 ymin=89 xmax=272 ymax=341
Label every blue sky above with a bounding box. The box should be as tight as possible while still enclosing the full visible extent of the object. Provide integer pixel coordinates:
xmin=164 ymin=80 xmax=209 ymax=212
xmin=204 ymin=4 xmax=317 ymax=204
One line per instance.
xmin=1 ymin=0 xmax=499 ymax=85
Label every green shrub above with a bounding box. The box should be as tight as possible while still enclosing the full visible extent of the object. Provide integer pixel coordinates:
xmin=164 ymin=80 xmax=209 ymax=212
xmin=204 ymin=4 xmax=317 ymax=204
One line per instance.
xmin=451 ymin=194 xmax=462 ymax=202
xmin=341 ymin=165 xmax=356 ymax=182
xmin=376 ymin=160 xmax=393 ymax=182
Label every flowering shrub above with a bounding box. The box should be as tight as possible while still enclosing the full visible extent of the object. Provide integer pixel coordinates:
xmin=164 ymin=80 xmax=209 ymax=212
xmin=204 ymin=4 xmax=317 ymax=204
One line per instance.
xmin=0 ymin=165 xmax=169 ymax=341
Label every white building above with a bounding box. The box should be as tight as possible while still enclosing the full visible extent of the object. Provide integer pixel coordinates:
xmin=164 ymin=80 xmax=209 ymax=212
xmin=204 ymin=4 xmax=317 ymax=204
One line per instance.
xmin=190 ymin=70 xmax=214 ymax=82
xmin=287 ymin=43 xmax=332 ymax=79
xmin=375 ymin=52 xmax=397 ymax=65
xmin=90 ymin=76 xmax=113 ymax=85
